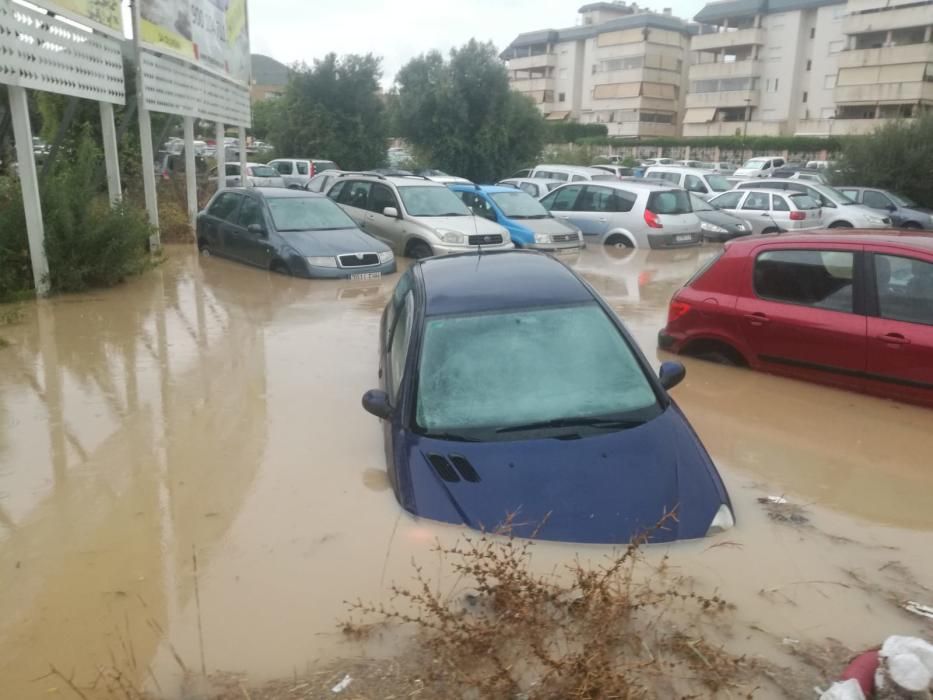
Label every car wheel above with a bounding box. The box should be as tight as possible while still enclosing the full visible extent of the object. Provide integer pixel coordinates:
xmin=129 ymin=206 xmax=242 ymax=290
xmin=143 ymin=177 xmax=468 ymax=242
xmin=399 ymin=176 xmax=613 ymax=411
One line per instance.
xmin=829 ymin=221 xmax=853 ymax=228
xmin=407 ymin=240 xmax=434 ymax=260
xmin=903 ymin=221 xmax=922 ymax=229
xmin=271 ymin=261 xmax=291 ymax=276
xmin=605 ymin=234 xmax=633 ymax=249
xmin=761 ymin=227 xmax=780 ymax=235
xmin=198 ymin=239 xmax=211 ymax=256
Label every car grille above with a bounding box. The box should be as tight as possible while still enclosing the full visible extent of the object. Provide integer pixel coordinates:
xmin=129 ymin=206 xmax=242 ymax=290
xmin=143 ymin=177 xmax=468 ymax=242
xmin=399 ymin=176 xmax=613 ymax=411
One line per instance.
xmin=468 ymin=234 xmax=503 ymax=246
xmin=338 ymin=253 xmax=380 ymax=268
xmin=552 ymin=233 xmax=578 ymax=243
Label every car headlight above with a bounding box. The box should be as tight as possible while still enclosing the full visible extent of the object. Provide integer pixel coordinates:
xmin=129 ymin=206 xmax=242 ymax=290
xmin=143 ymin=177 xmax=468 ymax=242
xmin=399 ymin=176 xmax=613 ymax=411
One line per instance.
xmin=534 ymin=233 xmax=551 ymax=244
xmin=735 ymin=223 xmax=748 ymax=231
xmin=700 ymin=222 xmax=728 ymax=234
xmin=378 ymin=250 xmax=394 ymax=263
xmin=306 ymin=256 xmax=338 ymax=268
xmin=438 ymin=230 xmax=466 ymax=244
xmin=706 ymin=504 xmax=735 ymax=536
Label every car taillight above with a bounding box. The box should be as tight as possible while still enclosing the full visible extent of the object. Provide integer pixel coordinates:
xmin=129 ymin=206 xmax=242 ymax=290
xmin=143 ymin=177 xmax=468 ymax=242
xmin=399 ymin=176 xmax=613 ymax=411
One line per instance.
xmin=668 ymin=300 xmax=691 ymax=323
xmin=644 ymin=209 xmax=663 ymax=229
xmin=789 ymin=211 xmax=805 ymax=220
xmin=309 ymin=162 xmax=316 ymax=176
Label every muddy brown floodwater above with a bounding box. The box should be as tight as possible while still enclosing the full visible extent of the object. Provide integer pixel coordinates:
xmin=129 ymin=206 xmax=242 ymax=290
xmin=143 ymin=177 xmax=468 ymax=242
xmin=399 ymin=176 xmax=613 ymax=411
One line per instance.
xmin=1 ymin=245 xmax=932 ymax=698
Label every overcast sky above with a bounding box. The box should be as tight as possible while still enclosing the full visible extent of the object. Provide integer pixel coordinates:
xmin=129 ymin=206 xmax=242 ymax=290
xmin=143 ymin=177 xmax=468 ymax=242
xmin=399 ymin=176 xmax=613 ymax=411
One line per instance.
xmin=246 ymin=0 xmax=707 ymax=86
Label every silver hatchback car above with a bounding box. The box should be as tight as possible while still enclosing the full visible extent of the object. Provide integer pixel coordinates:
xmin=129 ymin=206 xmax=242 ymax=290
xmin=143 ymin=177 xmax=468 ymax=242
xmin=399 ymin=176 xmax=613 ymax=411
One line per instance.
xmin=708 ymin=188 xmax=823 ymax=234
xmin=539 ymin=180 xmax=702 ymax=249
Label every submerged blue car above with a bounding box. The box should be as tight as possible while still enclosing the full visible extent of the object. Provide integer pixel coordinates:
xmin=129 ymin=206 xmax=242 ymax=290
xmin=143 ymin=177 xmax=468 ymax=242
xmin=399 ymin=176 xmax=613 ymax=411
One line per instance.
xmin=361 ymin=251 xmax=734 ymax=544
xmin=449 ymin=184 xmax=584 ymax=252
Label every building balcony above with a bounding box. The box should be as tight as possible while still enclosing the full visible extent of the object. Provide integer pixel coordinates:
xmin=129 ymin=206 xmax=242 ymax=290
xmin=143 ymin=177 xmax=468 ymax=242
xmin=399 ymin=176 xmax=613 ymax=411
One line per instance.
xmin=685 ymin=90 xmax=760 ymax=109
xmin=682 ymin=120 xmax=785 ymax=137
xmin=507 ymin=53 xmax=558 ymax=71
xmin=837 ymin=43 xmax=933 ymax=69
xmin=795 ymin=117 xmax=916 ymax=136
xmin=510 ymin=77 xmax=556 ymax=94
xmin=843 ymin=4 xmax=933 ymax=35
xmin=606 ymin=121 xmax=678 ymax=138
xmin=690 ymin=27 xmax=765 ymax=52
xmin=688 ymin=59 xmax=761 ymax=81
xmin=593 ymin=67 xmax=683 ymax=86
xmin=834 ymin=81 xmax=933 ymax=104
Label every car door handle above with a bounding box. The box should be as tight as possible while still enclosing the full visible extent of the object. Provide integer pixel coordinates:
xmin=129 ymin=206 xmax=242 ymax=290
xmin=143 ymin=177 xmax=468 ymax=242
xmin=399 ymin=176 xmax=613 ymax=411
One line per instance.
xmin=744 ymin=312 xmax=771 ymax=326
xmin=597 ymin=217 xmax=608 ymax=222
xmin=878 ymin=332 xmax=910 ymax=345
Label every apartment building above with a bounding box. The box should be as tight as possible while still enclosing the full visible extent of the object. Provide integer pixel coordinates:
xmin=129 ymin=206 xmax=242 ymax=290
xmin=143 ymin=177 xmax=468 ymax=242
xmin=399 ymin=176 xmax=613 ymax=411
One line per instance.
xmin=822 ymin=0 xmax=933 ymax=134
xmin=685 ymin=0 xmax=847 ymax=137
xmin=501 ymin=2 xmax=693 ymax=137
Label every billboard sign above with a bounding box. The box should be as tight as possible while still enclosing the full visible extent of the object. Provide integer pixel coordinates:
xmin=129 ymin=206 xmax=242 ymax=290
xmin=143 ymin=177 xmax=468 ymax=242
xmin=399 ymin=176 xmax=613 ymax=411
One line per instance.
xmin=30 ymin=0 xmax=124 ymax=38
xmin=138 ymin=0 xmax=251 ymax=86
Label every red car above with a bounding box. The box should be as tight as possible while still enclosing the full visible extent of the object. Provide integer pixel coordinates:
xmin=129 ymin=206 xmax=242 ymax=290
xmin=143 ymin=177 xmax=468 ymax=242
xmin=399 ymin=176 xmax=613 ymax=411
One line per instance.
xmin=659 ymin=232 xmax=933 ymax=408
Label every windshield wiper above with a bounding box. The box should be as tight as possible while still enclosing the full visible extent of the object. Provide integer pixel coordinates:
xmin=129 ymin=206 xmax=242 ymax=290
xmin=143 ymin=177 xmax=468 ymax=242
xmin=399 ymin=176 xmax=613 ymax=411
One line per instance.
xmin=496 ymin=417 xmax=644 ymax=434
xmin=421 ymin=431 xmax=480 ymax=442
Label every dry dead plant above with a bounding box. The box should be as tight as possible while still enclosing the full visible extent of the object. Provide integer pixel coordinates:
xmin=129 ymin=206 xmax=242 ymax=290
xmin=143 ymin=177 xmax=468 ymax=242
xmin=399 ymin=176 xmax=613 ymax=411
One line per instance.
xmin=345 ymin=513 xmax=757 ymax=699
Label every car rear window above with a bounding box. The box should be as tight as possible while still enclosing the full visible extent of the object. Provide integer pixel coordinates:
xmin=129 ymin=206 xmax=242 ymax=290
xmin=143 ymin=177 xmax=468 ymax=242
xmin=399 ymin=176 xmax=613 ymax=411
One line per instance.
xmin=790 ymin=194 xmax=820 ymax=210
xmin=647 ymin=190 xmax=691 ymax=215
xmin=591 ymin=174 xmax=617 ymax=181
xmin=705 ymin=174 xmax=732 ymax=192
xmin=316 ymin=161 xmax=338 ymax=173
xmin=249 ymin=165 xmax=278 ymax=178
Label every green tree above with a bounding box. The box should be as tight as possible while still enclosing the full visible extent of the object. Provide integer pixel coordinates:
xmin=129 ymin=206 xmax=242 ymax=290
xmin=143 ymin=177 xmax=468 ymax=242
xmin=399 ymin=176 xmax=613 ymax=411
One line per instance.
xmin=395 ymin=40 xmax=545 ymax=183
xmin=249 ymin=98 xmax=280 ymax=142
xmin=833 ymin=116 xmax=933 ymax=207
xmin=267 ymin=54 xmax=386 ymax=170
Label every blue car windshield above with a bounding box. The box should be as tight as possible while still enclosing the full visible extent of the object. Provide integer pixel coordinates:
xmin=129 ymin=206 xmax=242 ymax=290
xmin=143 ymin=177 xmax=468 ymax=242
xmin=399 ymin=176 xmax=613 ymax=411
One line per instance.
xmin=415 ymin=304 xmax=661 ymax=437
xmin=267 ymin=197 xmax=358 ymax=232
xmin=489 ymin=191 xmax=550 ymax=219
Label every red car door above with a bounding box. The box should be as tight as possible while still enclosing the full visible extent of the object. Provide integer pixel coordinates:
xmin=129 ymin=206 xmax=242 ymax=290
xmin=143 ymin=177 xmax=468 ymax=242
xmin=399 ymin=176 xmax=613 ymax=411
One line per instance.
xmin=864 ymin=247 xmax=933 ymax=408
xmin=734 ymin=242 xmax=867 ymax=391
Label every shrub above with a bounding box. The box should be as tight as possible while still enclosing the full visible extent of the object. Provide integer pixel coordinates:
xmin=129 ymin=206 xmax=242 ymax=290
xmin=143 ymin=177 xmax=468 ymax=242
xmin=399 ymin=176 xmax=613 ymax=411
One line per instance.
xmin=832 ymin=116 xmax=933 ymax=206
xmin=0 ymin=132 xmax=153 ymax=298
xmin=544 ymin=121 xmax=608 ymax=144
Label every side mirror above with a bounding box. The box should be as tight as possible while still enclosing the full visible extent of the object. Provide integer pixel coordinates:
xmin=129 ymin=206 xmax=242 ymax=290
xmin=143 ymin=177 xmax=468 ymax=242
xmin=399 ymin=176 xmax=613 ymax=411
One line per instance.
xmin=247 ymin=223 xmax=266 ymax=236
xmin=362 ymin=389 xmax=392 ymax=420
xmin=887 ymin=204 xmax=897 ymax=212
xmin=659 ymin=361 xmax=686 ymax=391
xmin=383 ymin=206 xmax=399 ymax=218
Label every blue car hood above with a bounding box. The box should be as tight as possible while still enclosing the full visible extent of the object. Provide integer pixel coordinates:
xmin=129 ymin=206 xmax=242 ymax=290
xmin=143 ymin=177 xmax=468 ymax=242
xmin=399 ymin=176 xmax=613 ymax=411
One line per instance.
xmin=400 ymin=406 xmax=727 ymax=544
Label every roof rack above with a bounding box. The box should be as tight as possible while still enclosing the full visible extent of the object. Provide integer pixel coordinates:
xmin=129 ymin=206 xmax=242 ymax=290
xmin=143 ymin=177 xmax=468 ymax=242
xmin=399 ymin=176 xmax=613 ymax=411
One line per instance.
xmin=337 ymin=171 xmax=387 ymax=180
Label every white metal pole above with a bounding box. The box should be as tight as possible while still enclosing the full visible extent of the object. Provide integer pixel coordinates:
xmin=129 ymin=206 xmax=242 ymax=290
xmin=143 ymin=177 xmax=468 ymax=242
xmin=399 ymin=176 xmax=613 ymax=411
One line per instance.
xmin=99 ymin=102 xmax=122 ymax=204
xmin=238 ymin=125 xmax=248 ymax=188
xmin=138 ymin=106 xmax=160 ymax=249
xmin=9 ymin=86 xmax=50 ymax=297
xmin=132 ymin=0 xmax=160 ymax=249
xmin=183 ymin=116 xmax=197 ymax=228
xmin=215 ymin=122 xmax=226 ymax=192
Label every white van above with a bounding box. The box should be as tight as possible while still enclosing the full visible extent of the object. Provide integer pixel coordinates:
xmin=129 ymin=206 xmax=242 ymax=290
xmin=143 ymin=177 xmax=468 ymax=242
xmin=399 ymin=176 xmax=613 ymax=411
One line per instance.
xmin=643 ymin=166 xmax=733 ymax=200
xmin=529 ymin=165 xmax=618 ymax=183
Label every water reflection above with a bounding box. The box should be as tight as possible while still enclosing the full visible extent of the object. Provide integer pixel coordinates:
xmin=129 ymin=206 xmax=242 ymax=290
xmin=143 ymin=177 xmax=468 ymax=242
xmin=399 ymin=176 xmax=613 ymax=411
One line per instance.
xmin=0 ymin=253 xmax=270 ymax=697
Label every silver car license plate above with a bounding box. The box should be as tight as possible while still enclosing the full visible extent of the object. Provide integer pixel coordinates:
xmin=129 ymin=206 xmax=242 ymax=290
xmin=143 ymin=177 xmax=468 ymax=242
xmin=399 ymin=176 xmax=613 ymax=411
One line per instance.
xmin=676 ymin=234 xmax=695 ymax=243
xmin=351 ymin=272 xmax=382 ymax=281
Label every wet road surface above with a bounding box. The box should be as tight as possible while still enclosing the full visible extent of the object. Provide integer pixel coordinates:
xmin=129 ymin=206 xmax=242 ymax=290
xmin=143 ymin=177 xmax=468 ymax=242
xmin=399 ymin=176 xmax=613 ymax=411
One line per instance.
xmin=1 ymin=245 xmax=932 ymax=697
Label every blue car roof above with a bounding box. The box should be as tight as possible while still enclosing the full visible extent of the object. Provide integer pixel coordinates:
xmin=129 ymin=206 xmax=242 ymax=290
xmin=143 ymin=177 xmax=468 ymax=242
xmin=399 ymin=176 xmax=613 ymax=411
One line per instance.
xmin=419 ymin=251 xmax=595 ymax=316
xmin=448 ymin=184 xmax=518 ymax=195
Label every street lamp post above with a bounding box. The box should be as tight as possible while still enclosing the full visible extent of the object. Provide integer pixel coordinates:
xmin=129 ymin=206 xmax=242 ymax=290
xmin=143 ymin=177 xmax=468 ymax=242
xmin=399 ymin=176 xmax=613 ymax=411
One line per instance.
xmin=743 ymin=98 xmax=752 ymax=161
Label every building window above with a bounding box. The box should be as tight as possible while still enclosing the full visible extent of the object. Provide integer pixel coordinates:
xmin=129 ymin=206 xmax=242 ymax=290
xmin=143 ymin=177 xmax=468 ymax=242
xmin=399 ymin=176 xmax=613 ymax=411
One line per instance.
xmin=559 ymin=92 xmax=566 ymax=103
xmin=806 ymin=59 xmax=812 ymax=71
xmin=802 ymin=91 xmax=808 ymax=103
xmin=810 ymin=27 xmax=816 ymax=39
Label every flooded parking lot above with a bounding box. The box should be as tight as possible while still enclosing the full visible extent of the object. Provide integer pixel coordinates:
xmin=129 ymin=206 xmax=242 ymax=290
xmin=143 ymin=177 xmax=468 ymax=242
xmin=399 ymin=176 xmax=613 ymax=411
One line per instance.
xmin=2 ymin=245 xmax=932 ymax=698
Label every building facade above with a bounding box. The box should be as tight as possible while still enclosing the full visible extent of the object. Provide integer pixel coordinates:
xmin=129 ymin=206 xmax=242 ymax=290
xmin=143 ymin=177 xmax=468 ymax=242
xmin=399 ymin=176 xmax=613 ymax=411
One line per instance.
xmin=501 ymin=2 xmax=693 ymax=137
xmin=684 ymin=0 xmax=848 ymax=137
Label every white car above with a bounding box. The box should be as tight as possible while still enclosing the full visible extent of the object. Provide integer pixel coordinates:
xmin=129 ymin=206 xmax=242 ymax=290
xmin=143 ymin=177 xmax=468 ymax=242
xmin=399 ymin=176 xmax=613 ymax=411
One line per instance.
xmin=209 ymin=163 xmax=285 ymax=188
xmin=734 ymin=156 xmax=787 ymax=179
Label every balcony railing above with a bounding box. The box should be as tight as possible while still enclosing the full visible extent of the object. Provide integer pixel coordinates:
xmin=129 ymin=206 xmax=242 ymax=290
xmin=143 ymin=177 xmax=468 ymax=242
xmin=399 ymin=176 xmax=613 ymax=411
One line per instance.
xmin=688 ymin=59 xmax=761 ymax=81
xmin=837 ymin=43 xmax=933 ymax=68
xmin=685 ymin=89 xmax=760 ymax=109
xmin=844 ymin=5 xmax=933 ymax=35
xmin=507 ymin=53 xmax=558 ymax=71
xmin=690 ymin=27 xmax=765 ymax=52
xmin=834 ymin=81 xmax=933 ymax=104
xmin=682 ymin=120 xmax=784 ymax=137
